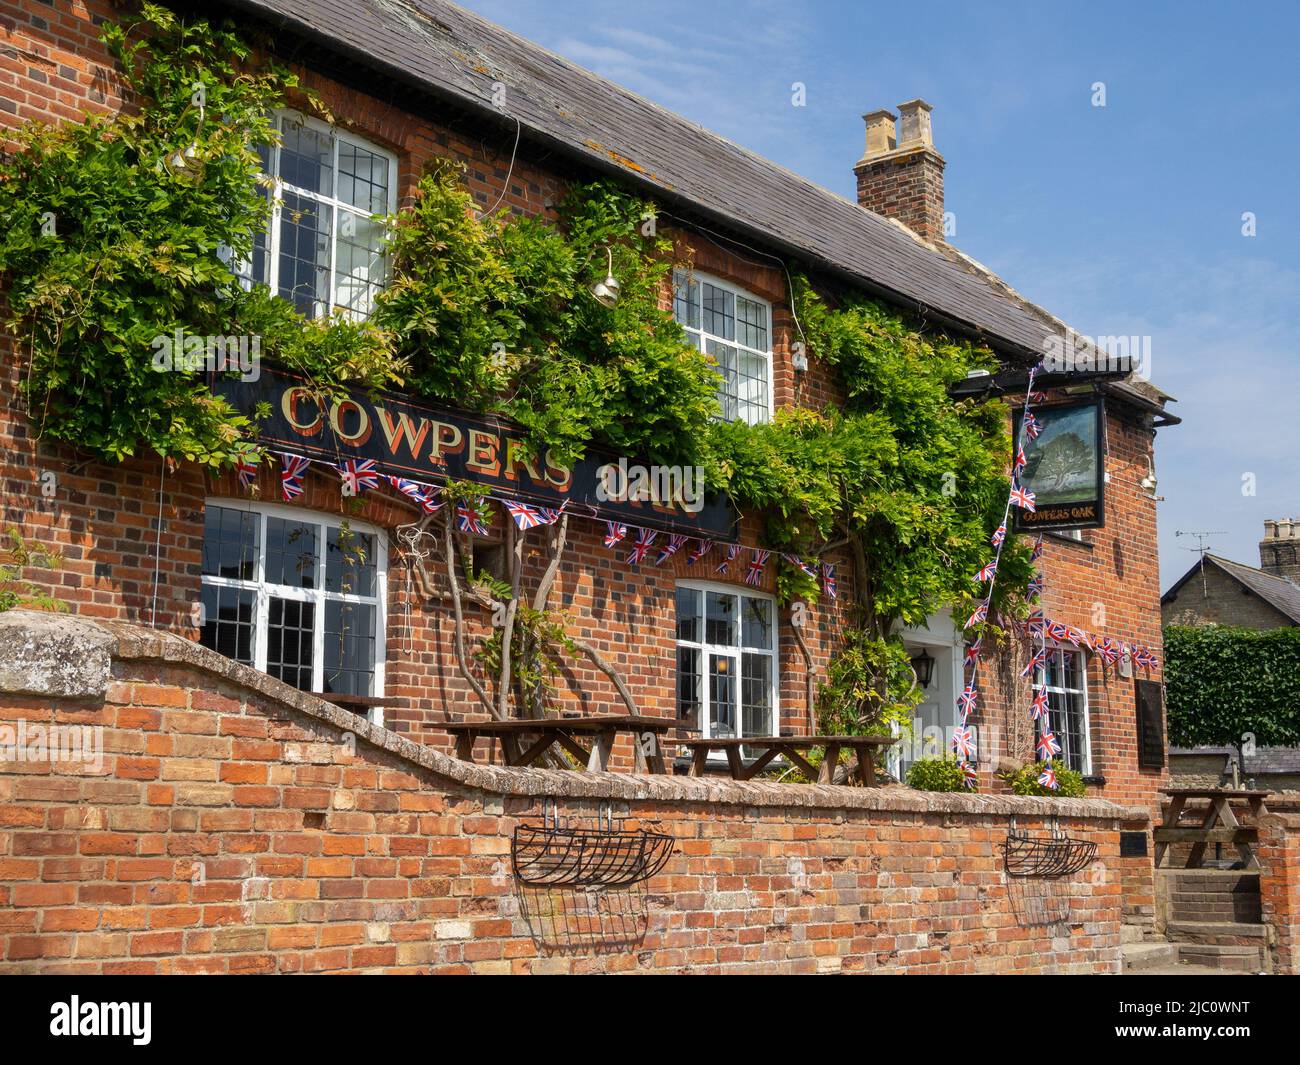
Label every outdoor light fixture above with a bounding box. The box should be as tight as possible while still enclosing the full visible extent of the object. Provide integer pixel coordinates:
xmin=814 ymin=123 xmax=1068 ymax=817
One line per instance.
xmin=910 ymin=648 xmax=935 ymax=688
xmin=589 ymin=246 xmax=621 ymax=307
xmin=1139 ymin=456 xmax=1158 ymax=493
xmin=792 ymin=349 xmax=809 ymax=372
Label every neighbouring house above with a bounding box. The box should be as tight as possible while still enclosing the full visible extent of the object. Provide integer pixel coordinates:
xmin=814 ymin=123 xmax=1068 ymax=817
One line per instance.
xmin=0 ymin=0 xmax=1213 ymax=974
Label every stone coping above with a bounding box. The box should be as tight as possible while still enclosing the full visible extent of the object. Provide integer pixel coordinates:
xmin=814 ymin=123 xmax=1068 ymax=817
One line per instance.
xmin=0 ymin=610 xmax=1146 ymax=820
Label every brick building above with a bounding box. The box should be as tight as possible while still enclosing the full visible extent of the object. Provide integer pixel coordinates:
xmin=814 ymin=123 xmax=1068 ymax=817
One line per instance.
xmin=1 ymin=0 xmax=1177 ymax=816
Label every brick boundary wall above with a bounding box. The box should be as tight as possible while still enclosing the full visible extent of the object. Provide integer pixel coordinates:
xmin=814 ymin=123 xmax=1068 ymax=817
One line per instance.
xmin=0 ymin=610 xmax=1146 ymax=974
xmin=1258 ymin=813 xmax=1300 ymax=975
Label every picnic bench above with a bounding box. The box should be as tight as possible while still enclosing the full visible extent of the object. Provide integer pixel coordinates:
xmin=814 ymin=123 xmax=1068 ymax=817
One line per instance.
xmin=677 ymin=734 xmax=896 ymax=785
xmin=1154 ymin=787 xmax=1271 ymax=870
xmin=440 ymin=715 xmax=679 ymax=774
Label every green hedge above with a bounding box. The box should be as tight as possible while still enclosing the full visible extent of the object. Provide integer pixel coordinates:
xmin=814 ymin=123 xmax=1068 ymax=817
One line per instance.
xmin=1164 ymin=624 xmax=1300 ymax=748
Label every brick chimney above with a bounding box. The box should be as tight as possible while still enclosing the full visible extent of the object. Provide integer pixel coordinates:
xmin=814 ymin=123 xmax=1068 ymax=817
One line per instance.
xmin=1260 ymin=518 xmax=1300 ymax=583
xmin=853 ymin=99 xmax=946 ymax=244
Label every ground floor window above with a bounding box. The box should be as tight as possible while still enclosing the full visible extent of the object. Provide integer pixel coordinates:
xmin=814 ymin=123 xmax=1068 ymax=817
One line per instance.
xmin=1035 ymin=647 xmax=1091 ymax=773
xmin=199 ymin=500 xmax=386 ymax=699
xmin=675 ymin=581 xmax=778 ymax=741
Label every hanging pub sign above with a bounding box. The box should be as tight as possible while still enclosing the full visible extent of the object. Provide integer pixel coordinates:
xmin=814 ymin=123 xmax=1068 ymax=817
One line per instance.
xmin=214 ymin=367 xmax=739 ymax=539
xmin=1011 ymin=398 xmax=1105 ymax=532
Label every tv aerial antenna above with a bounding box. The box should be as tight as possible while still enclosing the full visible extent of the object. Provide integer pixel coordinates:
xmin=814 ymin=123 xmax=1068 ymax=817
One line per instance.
xmin=1175 ymin=530 xmax=1227 ymax=598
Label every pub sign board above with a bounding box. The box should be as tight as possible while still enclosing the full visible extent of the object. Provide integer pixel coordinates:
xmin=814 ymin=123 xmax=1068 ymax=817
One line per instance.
xmin=215 ymin=368 xmax=740 ymax=540
xmin=1011 ymin=398 xmax=1105 ymax=532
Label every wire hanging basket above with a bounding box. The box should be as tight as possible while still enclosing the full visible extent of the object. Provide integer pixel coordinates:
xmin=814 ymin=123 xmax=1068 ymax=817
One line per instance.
xmin=511 ymin=804 xmax=675 ymax=889
xmin=1002 ymin=817 xmax=1097 ymax=879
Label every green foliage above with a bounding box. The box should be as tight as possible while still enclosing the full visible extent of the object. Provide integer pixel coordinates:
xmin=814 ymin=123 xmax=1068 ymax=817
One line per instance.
xmin=815 ymin=630 xmax=921 ymax=736
xmin=0 ymin=5 xmax=399 ymax=466
xmin=905 ymin=756 xmax=971 ymax=793
xmin=1000 ymin=762 xmax=1086 ymax=798
xmin=1165 ymin=624 xmax=1300 ymax=749
xmin=0 ymin=528 xmax=65 ymax=613
xmin=375 ymin=164 xmax=720 ymax=469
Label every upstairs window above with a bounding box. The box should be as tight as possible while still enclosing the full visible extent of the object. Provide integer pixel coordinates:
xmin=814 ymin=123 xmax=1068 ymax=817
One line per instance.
xmin=242 ymin=113 xmax=396 ymax=320
xmin=674 ymin=271 xmax=773 ymax=425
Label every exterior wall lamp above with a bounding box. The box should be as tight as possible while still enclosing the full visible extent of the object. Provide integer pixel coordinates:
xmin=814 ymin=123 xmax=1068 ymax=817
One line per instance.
xmin=910 ymin=648 xmax=935 ymax=688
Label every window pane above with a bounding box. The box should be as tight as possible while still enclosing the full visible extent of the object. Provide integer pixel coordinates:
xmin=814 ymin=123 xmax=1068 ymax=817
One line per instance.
xmin=202 ymin=505 xmax=259 ymax=581
xmin=277 ymin=190 xmax=332 ymax=317
xmin=265 ymin=517 xmax=318 ymax=589
xmin=337 ymin=141 xmax=389 ymax=213
xmin=677 ymin=646 xmax=701 ymax=725
xmin=675 ymin=585 xmax=701 ymax=643
xmin=741 ymin=596 xmax=772 ymax=649
xmin=333 ymin=210 xmax=387 ymax=318
xmin=267 ymin=597 xmax=315 ymax=691
xmin=326 ymin=525 xmax=377 ymax=596
xmin=738 ymin=349 xmax=770 ymax=424
xmin=742 ymin=652 xmax=772 ymax=738
xmin=324 ymin=601 xmax=376 ymax=696
xmin=200 ymin=584 xmax=255 ymax=665
xmin=736 ymin=295 xmax=768 ymax=351
xmin=672 ymin=270 xmax=699 ymax=329
xmin=278 ymin=119 xmax=333 ymax=196
xmin=709 ymin=653 xmax=736 ymax=738
xmin=701 ymin=282 xmax=735 ymax=340
xmin=706 ymin=338 xmax=739 ymax=422
xmin=705 ymin=591 xmax=737 ymax=647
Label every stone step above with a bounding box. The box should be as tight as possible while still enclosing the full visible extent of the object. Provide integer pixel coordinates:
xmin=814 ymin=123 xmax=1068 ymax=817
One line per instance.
xmin=1120 ymin=923 xmax=1149 ymax=945
xmin=1176 ymin=943 xmax=1269 ymax=973
xmin=1165 ymin=919 xmax=1268 ymax=943
xmin=1121 ymin=941 xmax=1179 ymax=971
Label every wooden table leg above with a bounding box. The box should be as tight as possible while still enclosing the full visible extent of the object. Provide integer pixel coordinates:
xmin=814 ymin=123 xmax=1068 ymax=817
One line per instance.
xmin=1154 ymin=794 xmax=1186 ymax=868
xmin=643 ymin=732 xmax=667 ymax=775
xmin=554 ymin=730 xmax=593 ymax=769
xmin=738 ymin=744 xmax=780 ymax=782
xmin=1186 ymin=802 xmax=1219 ymax=869
xmin=724 ymin=745 xmax=744 ymax=780
xmin=510 ymin=733 xmax=557 ymax=767
xmin=857 ymin=747 xmax=876 ymax=787
xmin=454 ymin=731 xmax=476 ymax=762
xmin=818 ymin=743 xmax=841 ymax=785
xmin=588 ymin=729 xmax=615 ymax=772
xmin=690 ymin=746 xmax=709 ymax=777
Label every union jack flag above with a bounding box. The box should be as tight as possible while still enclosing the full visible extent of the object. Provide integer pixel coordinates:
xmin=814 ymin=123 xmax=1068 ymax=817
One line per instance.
xmin=1027 ymin=572 xmax=1044 ymax=598
xmin=1065 ymin=625 xmax=1089 ymax=648
xmin=965 ymin=602 xmax=988 ymax=630
xmin=1028 ymin=390 xmax=1049 ymax=403
xmin=504 ymin=498 xmax=549 ymax=531
xmin=1020 ymin=649 xmax=1046 ymax=678
xmin=604 ymin=521 xmax=628 ymax=548
xmin=385 ymin=475 xmax=440 ymax=513
xmin=1097 ymin=637 xmax=1122 ymax=665
xmin=821 ymin=562 xmax=837 ymax=600
xmin=973 ymin=559 xmax=998 ymax=583
xmin=1014 ymin=446 xmax=1027 ymax=475
xmin=1037 ymin=762 xmax=1059 ymax=790
xmin=782 ymin=553 xmax=818 ymax=580
xmin=656 ymin=534 xmax=688 ymax=565
xmin=744 ymin=549 xmax=771 ymax=587
xmin=627 ymin=528 xmax=658 ymax=565
xmin=991 ymin=523 xmax=1007 ymax=548
xmin=1025 ymin=608 xmax=1046 ymax=634
xmin=963 ymin=642 xmax=982 ymax=669
xmin=715 ymin=544 xmax=740 ymax=575
xmin=1132 ymin=645 xmax=1159 ymax=670
xmin=1022 ymin=412 xmax=1042 ymax=441
xmin=1031 ymin=535 xmax=1045 ymax=561
xmin=687 ymin=539 xmax=713 ymax=564
xmin=339 ymin=459 xmax=380 ymax=496
xmin=1030 ymin=687 xmax=1051 ymax=721
xmin=235 ymin=453 xmax=259 ymax=491
xmin=1036 ymin=729 xmax=1062 ymax=759
xmin=456 ymin=503 xmax=489 ymax=536
xmin=961 ymin=761 xmax=979 ymax=789
xmin=279 ymin=453 xmax=310 ymax=501
xmin=1046 ymin=620 xmax=1072 ymax=643
xmin=957 ymin=685 xmax=978 ymax=718
xmin=1009 ymin=482 xmax=1036 ymax=513
xmin=951 ymin=725 xmax=977 ymax=760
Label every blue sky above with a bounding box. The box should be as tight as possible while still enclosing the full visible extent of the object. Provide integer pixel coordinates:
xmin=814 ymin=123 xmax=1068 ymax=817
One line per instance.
xmin=470 ymin=0 xmax=1300 ymax=588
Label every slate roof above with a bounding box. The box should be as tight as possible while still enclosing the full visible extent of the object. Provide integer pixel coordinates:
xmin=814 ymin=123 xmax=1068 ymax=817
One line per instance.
xmin=1171 ymin=746 xmax=1300 ymax=776
xmin=214 ymin=0 xmax=1174 ymax=387
xmin=1163 ymin=554 xmax=1300 ymax=624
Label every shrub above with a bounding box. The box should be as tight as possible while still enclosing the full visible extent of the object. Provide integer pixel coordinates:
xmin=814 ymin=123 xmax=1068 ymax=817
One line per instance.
xmin=905 ymin=756 xmax=970 ymax=793
xmin=999 ymin=762 xmax=1086 ymax=798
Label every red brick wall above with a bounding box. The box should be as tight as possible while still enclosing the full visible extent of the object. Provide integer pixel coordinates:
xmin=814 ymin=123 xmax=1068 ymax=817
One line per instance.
xmin=0 ymin=617 xmax=1139 ymax=974
xmin=1259 ymin=812 xmax=1300 ymax=975
xmin=0 ymin=0 xmax=1168 ymax=814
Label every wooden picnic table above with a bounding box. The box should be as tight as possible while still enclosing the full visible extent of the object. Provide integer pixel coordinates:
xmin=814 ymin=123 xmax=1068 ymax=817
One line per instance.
xmin=1154 ymin=787 xmax=1271 ymax=870
xmin=440 ymin=715 xmax=679 ymax=774
xmin=677 ymin=734 xmax=897 ymax=786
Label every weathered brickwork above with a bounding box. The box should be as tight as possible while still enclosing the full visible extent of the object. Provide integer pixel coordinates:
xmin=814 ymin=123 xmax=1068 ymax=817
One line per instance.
xmin=0 ymin=617 xmax=1137 ymax=974
xmin=1 ymin=0 xmax=1166 ymax=819
xmin=1259 ymin=812 xmax=1300 ymax=975
xmin=1161 ymin=561 xmax=1293 ymax=629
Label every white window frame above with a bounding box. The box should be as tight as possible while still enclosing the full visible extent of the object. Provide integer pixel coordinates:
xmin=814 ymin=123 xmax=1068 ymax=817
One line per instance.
xmin=200 ymin=498 xmax=388 ymax=723
xmin=1034 ymin=645 xmax=1092 ymax=774
xmin=673 ymin=270 xmax=775 ymax=426
xmin=675 ymin=579 xmax=780 ymax=744
xmin=249 ymin=110 xmax=398 ymax=320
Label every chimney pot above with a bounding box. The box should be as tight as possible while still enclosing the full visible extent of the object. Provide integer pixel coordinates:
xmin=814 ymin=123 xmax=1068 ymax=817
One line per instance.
xmin=1264 ymin=520 xmax=1278 ymax=539
xmin=896 ymin=98 xmax=934 ymax=148
xmin=861 ymin=109 xmax=897 ymax=160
